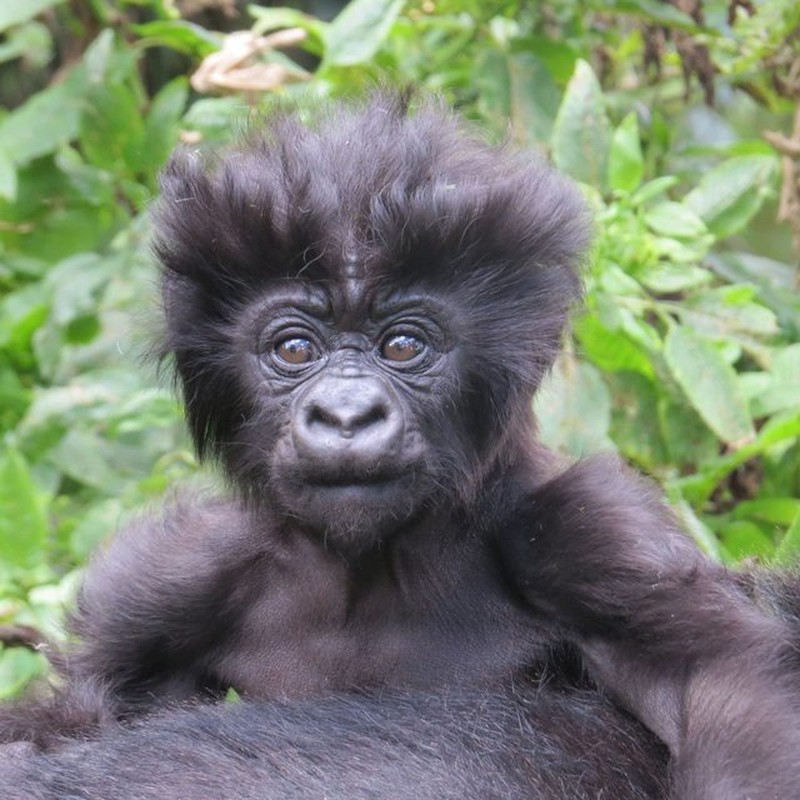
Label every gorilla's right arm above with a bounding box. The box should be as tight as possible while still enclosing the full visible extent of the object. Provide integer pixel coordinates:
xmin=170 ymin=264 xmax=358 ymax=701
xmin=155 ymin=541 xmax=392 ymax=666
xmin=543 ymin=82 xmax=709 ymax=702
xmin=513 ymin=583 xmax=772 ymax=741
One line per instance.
xmin=0 ymin=688 xmax=666 ymax=800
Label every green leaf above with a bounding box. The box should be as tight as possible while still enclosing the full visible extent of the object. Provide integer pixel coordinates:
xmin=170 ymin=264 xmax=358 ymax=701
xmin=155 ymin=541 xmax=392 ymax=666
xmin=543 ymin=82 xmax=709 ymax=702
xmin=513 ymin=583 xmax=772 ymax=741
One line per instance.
xmin=719 ymin=520 xmax=775 ymax=561
xmin=0 ymin=156 xmax=119 ymax=261
xmin=0 ymin=0 xmax=64 ymax=32
xmin=141 ymin=78 xmax=189 ymax=178
xmin=675 ymin=410 xmax=800 ymax=505
xmin=631 ymin=176 xmax=678 ymax=206
xmin=612 ymin=0 xmax=703 ymax=30
xmin=607 ymin=372 xmax=668 ymax=469
xmin=638 ymin=263 xmax=712 ymax=293
xmin=508 ymin=52 xmax=560 ymax=144
xmin=182 ymin=97 xmax=251 ymax=141
xmin=323 ymin=0 xmax=404 ymax=67
xmin=551 ymin=60 xmax=611 ymax=188
xmin=0 ymin=364 xmax=29 ymax=433
xmin=664 ymin=326 xmax=755 ymax=444
xmin=575 ymin=315 xmax=654 ymax=376
xmin=643 ymin=202 xmax=707 ymax=238
xmin=734 ymin=498 xmax=800 ymax=527
xmin=0 ymin=149 xmax=16 ymax=200
xmin=0 ymin=447 xmax=48 ymax=570
xmin=80 ymin=80 xmax=146 ymax=176
xmin=251 ymin=6 xmax=322 ymax=36
xmin=678 ymin=287 xmax=778 ymax=339
xmin=0 ymin=285 xmax=48 ymax=354
xmin=0 ymin=69 xmax=86 ymax=164
xmin=684 ymin=155 xmax=777 ymax=239
xmin=46 ymin=253 xmax=112 ymax=327
xmin=474 ymin=49 xmax=510 ymax=122
xmin=476 ymin=50 xmax=560 ymax=146
xmin=519 ymin=35 xmax=578 ymax=83
xmin=747 ymin=344 xmax=800 ymax=417
xmin=48 ymin=429 xmax=124 ymax=493
xmin=608 ymin=112 xmax=643 ymax=193
xmin=535 ymin=357 xmax=613 ymax=456
xmin=774 ymin=511 xmax=800 ymax=568
xmin=0 ymin=648 xmax=45 ymax=700
xmin=69 ymin=499 xmax=124 ymax=561
xmin=133 ymin=20 xmax=219 ymax=57
xmin=658 ymin=395 xmax=719 ymax=466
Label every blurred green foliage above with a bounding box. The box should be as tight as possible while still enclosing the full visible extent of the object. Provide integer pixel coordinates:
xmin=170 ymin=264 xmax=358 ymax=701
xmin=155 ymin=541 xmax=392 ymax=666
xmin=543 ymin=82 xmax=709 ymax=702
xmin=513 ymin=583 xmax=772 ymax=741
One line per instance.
xmin=0 ymin=0 xmax=798 ymax=694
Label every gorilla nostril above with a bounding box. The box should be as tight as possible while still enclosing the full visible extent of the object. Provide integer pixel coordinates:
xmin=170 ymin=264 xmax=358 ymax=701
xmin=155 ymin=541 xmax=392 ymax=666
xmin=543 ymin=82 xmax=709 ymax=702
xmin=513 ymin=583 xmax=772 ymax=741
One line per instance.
xmin=351 ymin=404 xmax=388 ymax=431
xmin=306 ymin=404 xmax=340 ymax=430
xmin=303 ymin=378 xmax=393 ymax=436
xmin=307 ymin=400 xmax=389 ymax=438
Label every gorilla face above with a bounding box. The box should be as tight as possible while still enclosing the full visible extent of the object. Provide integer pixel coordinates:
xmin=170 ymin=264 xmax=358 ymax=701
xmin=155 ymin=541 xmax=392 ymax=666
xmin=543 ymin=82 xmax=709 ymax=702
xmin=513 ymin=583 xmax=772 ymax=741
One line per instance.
xmin=225 ymin=280 xmax=480 ymax=552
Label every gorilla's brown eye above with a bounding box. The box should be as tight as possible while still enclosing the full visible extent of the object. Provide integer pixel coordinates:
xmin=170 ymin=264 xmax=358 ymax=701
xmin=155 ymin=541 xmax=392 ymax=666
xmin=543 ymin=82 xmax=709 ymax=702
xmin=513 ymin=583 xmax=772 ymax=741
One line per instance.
xmin=275 ymin=337 xmax=318 ymax=365
xmin=381 ymin=334 xmax=424 ymax=363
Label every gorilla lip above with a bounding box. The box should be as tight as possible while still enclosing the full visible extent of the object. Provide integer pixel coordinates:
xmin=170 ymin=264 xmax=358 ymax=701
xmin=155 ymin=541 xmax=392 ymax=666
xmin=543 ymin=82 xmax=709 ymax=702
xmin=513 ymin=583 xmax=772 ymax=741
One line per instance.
xmin=304 ymin=472 xmax=407 ymax=490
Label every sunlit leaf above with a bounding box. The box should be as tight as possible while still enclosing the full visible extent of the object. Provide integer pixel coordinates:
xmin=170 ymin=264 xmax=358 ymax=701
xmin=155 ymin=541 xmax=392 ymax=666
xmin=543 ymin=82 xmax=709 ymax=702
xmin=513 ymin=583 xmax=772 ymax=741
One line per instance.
xmin=643 ymin=202 xmax=707 ymax=238
xmin=664 ymin=326 xmax=755 ymax=444
xmin=734 ymin=498 xmax=800 ymax=527
xmin=535 ymin=356 xmax=613 ymax=456
xmin=638 ymin=263 xmax=712 ymax=293
xmin=774 ymin=511 xmax=800 ymax=568
xmin=720 ymin=520 xmax=774 ymax=561
xmin=0 ymin=447 xmax=48 ymax=570
xmin=0 ymin=70 xmax=86 ymax=164
xmin=631 ymin=176 xmax=679 ymax=206
xmin=0 ymin=150 xmax=17 ymax=200
xmin=552 ymin=60 xmax=611 ymax=188
xmin=608 ymin=112 xmax=643 ymax=193
xmin=0 ymin=0 xmax=64 ymax=32
xmin=685 ymin=155 xmax=777 ymax=239
xmin=509 ymin=52 xmax=560 ymax=144
xmin=0 ymin=649 xmax=45 ymax=700
xmin=747 ymin=344 xmax=800 ymax=417
xmin=133 ymin=20 xmax=219 ymax=57
xmin=575 ymin=315 xmax=654 ymax=376
xmin=323 ymin=0 xmax=403 ymax=66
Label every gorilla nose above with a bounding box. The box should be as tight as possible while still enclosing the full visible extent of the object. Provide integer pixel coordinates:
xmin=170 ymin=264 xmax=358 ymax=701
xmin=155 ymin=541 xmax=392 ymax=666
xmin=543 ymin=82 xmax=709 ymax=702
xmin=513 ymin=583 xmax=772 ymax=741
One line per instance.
xmin=294 ymin=377 xmax=403 ymax=463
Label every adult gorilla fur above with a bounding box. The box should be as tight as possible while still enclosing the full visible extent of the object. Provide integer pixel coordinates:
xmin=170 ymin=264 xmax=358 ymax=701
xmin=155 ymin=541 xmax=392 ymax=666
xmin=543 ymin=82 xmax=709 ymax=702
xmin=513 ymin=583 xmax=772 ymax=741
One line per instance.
xmin=1 ymin=97 xmax=799 ymax=800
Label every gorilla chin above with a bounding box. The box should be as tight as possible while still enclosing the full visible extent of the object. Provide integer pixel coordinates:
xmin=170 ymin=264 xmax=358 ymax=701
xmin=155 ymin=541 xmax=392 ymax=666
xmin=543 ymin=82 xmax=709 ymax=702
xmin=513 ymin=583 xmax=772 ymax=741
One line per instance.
xmin=276 ymin=472 xmax=432 ymax=551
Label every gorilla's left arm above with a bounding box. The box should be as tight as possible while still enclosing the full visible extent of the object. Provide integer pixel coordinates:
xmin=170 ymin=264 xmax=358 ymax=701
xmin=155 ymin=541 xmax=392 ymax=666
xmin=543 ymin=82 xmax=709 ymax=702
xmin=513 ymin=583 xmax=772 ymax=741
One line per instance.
xmin=502 ymin=454 xmax=800 ymax=800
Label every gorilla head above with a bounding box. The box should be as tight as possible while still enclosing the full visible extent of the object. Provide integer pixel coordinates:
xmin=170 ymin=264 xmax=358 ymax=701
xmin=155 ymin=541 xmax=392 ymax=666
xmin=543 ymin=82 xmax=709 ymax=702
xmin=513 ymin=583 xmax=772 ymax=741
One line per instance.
xmin=154 ymin=98 xmax=589 ymax=550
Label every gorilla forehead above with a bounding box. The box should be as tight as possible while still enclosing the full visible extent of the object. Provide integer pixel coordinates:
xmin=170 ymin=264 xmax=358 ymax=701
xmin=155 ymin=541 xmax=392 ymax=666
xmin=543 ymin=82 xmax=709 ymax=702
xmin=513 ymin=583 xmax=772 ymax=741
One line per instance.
xmin=238 ymin=276 xmax=453 ymax=335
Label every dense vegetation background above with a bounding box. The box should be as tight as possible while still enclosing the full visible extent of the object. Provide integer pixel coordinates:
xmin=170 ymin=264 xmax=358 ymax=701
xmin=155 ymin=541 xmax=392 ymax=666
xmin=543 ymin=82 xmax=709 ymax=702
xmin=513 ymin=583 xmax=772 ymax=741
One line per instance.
xmin=0 ymin=0 xmax=798 ymax=696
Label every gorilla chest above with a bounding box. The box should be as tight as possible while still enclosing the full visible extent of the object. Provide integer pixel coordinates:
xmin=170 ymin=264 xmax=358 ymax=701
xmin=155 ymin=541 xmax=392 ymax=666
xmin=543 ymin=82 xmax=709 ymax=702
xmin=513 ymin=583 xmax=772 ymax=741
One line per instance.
xmin=213 ymin=579 xmax=550 ymax=698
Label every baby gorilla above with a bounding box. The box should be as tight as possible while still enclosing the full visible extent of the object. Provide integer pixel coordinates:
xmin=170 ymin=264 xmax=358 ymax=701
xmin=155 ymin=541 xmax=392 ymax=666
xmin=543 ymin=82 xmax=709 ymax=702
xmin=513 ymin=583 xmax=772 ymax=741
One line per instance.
xmin=1 ymin=97 xmax=799 ymax=800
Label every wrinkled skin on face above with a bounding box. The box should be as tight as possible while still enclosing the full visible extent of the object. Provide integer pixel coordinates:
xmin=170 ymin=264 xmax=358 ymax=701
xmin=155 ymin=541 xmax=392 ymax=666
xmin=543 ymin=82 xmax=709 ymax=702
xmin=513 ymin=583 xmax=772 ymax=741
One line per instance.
xmin=240 ymin=282 xmax=454 ymax=549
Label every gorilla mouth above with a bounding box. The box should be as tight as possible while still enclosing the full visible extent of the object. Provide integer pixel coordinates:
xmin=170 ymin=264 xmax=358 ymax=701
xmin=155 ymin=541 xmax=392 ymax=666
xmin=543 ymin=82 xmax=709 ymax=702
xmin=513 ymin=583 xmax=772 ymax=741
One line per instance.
xmin=303 ymin=475 xmax=412 ymax=505
xmin=279 ymin=471 xmax=422 ymax=544
xmin=289 ymin=468 xmax=421 ymax=518
xmin=307 ymin=472 xmax=405 ymax=489
xmin=299 ymin=461 xmax=413 ymax=489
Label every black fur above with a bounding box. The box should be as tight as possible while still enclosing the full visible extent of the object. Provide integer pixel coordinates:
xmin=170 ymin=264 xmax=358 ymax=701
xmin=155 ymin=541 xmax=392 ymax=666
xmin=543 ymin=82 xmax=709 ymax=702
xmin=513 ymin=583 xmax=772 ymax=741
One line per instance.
xmin=1 ymin=97 xmax=799 ymax=799
xmin=2 ymin=689 xmax=667 ymax=800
